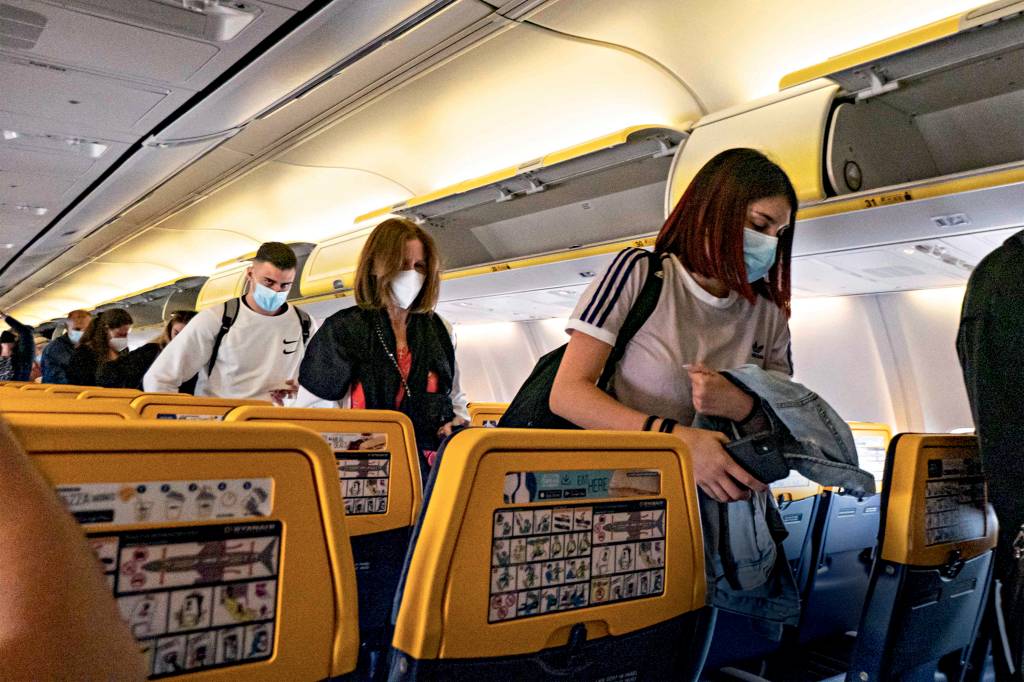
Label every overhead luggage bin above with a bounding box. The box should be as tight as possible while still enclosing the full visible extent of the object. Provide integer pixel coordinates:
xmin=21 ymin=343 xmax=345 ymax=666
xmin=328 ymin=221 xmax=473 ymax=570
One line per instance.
xmin=667 ymin=1 xmax=1024 ymax=285
xmin=299 ymin=125 xmax=686 ymax=300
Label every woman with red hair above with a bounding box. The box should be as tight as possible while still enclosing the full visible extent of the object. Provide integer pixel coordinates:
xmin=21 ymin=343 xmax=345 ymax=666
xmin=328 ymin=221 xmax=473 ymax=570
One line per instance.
xmin=550 ymin=148 xmax=798 ymax=504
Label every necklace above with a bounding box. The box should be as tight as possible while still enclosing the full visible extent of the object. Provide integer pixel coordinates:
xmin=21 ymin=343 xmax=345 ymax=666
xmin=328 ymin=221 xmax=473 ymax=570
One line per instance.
xmin=373 ymin=320 xmax=413 ymax=399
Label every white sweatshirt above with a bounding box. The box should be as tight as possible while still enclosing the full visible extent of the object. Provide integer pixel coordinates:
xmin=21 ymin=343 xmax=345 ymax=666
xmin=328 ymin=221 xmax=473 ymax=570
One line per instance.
xmin=144 ymin=299 xmax=318 ymax=400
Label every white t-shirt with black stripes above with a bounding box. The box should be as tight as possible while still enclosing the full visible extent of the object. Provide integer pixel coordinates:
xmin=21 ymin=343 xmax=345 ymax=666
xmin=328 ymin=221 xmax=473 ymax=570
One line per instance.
xmin=567 ymin=248 xmax=793 ymax=426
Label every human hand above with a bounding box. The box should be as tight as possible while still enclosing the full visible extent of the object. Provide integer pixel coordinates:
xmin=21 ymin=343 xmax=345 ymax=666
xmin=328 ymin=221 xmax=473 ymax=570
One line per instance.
xmin=269 ymin=379 xmax=298 ymax=406
xmin=436 ymin=417 xmax=466 ymax=439
xmin=672 ymin=424 xmax=767 ymax=502
xmin=686 ymin=362 xmax=755 ymax=422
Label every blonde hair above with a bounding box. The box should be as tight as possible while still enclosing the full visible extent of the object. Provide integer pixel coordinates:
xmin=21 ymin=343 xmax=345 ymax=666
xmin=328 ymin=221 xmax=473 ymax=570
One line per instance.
xmin=353 ymin=218 xmax=441 ymax=313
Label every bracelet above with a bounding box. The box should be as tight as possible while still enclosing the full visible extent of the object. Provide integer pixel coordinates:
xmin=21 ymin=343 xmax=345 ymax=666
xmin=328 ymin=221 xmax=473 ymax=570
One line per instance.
xmin=658 ymin=418 xmax=679 ymax=434
xmin=642 ymin=415 xmax=659 ymax=432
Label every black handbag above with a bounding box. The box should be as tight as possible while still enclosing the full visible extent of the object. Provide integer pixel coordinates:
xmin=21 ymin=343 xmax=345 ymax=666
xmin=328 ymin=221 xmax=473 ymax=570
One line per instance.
xmin=373 ymin=322 xmax=455 ymax=452
xmin=499 ymin=252 xmax=664 ymax=428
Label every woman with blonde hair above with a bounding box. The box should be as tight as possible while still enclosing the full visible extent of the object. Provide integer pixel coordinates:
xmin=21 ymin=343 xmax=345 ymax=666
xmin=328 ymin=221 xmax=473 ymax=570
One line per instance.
xmin=298 ymin=217 xmax=468 ymax=476
xmin=125 ymin=310 xmax=197 ymax=391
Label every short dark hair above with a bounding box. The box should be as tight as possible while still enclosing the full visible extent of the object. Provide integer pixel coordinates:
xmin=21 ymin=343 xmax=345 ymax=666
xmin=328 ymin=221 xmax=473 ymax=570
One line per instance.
xmin=656 ymin=148 xmax=797 ymax=314
xmin=253 ymin=242 xmax=297 ymax=270
xmin=0 ymin=330 xmax=15 ymax=344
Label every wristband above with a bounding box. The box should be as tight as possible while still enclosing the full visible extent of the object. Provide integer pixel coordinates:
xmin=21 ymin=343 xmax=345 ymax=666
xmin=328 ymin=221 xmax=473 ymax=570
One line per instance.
xmin=642 ymin=415 xmax=659 ymax=432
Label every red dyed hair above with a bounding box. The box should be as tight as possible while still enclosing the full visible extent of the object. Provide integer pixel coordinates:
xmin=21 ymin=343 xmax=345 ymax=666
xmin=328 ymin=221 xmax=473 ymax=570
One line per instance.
xmin=656 ymin=148 xmax=797 ymax=314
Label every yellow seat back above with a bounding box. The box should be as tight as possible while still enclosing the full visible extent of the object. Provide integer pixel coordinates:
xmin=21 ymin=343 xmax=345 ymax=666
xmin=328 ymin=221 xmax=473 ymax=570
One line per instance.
xmin=880 ymin=434 xmax=996 ymax=566
xmin=467 ymin=402 xmax=508 ymax=428
xmin=848 ymin=421 xmax=892 ymax=491
xmin=9 ymin=415 xmax=359 ymax=679
xmin=0 ymin=395 xmax=136 ymax=421
xmin=42 ymin=384 xmax=96 ymax=398
xmin=79 ymin=388 xmax=144 ymax=401
xmin=224 ymin=407 xmax=422 ymax=533
xmin=132 ymin=395 xmax=270 ymax=420
xmin=390 ymin=429 xmax=706 ymax=677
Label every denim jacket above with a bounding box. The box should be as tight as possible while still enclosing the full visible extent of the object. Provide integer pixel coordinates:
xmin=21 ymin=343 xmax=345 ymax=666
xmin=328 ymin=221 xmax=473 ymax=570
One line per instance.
xmin=694 ymin=365 xmax=875 ymax=627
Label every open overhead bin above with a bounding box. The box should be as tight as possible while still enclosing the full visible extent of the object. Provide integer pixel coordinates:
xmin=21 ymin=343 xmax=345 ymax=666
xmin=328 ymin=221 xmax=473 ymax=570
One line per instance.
xmin=669 ymin=0 xmax=1024 ymax=243
xmin=300 ymin=125 xmax=686 ymax=300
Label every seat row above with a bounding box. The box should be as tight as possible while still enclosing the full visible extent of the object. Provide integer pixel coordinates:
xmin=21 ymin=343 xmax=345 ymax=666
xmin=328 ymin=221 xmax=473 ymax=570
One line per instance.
xmin=1 ymin=389 xmax=996 ymax=681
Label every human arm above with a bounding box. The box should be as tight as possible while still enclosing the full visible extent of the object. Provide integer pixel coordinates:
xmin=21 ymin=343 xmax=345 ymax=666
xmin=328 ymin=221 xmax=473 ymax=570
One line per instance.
xmin=298 ymin=315 xmax=355 ymax=401
xmin=436 ymin=320 xmax=469 ymax=438
xmin=143 ymin=308 xmax=219 ymax=393
xmin=551 ymin=330 xmax=767 ymax=502
xmin=0 ymin=419 xmax=146 ymax=679
xmin=1 ymin=314 xmax=35 ymax=382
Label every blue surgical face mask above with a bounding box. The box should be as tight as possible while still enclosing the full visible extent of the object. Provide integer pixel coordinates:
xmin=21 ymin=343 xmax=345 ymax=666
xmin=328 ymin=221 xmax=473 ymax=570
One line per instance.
xmin=252 ymin=281 xmax=288 ymax=312
xmin=67 ymin=329 xmax=84 ymax=344
xmin=743 ymin=227 xmax=779 ymax=283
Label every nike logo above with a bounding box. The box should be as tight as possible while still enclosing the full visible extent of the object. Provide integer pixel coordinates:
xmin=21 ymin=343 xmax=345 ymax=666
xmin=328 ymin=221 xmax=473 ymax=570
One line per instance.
xmin=283 ymin=349 xmax=297 ymax=355
xmin=283 ymin=338 xmax=298 ymax=345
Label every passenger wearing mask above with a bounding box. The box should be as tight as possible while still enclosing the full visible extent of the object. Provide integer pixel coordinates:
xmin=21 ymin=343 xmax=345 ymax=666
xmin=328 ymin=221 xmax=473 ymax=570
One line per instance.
xmin=66 ymin=309 xmax=133 ymax=387
xmin=144 ymin=242 xmax=315 ymax=403
xmin=125 ymin=311 xmax=197 ymax=392
xmin=298 ymin=218 xmax=468 ymax=478
xmin=545 ymin=149 xmax=871 ymax=625
xmin=550 ymin=149 xmax=798 ymax=502
xmin=41 ymin=310 xmax=91 ymax=384
xmin=0 ymin=312 xmax=35 ymax=382
xmin=30 ymin=337 xmax=47 ymax=382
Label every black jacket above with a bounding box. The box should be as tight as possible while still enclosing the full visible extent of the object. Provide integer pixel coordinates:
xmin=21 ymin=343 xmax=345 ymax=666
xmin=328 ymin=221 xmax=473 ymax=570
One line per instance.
xmin=957 ymin=228 xmax=1024 ymax=577
xmin=67 ymin=346 xmax=132 ymax=388
xmin=299 ymin=307 xmax=456 ymax=451
xmin=4 ymin=315 xmax=35 ymax=382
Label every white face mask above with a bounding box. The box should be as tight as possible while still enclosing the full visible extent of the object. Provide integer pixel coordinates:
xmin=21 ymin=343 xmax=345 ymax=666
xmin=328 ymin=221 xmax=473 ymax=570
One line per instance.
xmin=109 ymin=336 xmax=129 ymax=353
xmin=389 ymin=270 xmax=426 ymax=310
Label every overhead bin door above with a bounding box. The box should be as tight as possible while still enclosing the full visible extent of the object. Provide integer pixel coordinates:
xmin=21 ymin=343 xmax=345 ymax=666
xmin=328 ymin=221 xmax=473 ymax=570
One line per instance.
xmin=669 ymin=2 xmax=1024 ymax=211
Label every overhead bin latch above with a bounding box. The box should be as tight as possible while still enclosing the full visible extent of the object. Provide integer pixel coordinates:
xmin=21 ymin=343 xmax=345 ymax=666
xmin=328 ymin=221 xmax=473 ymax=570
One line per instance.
xmin=855 ymin=68 xmax=900 ymax=101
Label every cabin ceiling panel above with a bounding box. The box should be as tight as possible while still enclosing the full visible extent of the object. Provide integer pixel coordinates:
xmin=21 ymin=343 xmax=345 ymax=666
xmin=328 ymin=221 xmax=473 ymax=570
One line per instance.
xmin=0 ymin=57 xmax=173 ymax=131
xmin=109 ymin=226 xmax=262 ymax=277
xmin=0 ymin=169 xmax=75 ymax=203
xmin=154 ymin=0 xmax=446 ymax=141
xmin=0 ymin=144 xmax=97 ymax=177
xmin=154 ymin=161 xmax=411 ymax=245
xmin=279 ymin=21 xmax=696 ymax=193
xmin=528 ymin=0 xmax=984 ymax=113
xmin=3 ymin=0 xmax=219 ymax=84
xmin=220 ymin=0 xmax=498 ymax=156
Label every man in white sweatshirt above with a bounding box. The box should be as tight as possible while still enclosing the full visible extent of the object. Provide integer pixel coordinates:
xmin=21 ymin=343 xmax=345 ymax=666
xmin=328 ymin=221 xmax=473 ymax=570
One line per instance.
xmin=144 ymin=242 xmax=316 ymax=402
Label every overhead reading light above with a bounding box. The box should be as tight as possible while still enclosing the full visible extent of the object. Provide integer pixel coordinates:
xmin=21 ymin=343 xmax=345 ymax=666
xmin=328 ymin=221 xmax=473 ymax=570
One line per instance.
xmin=16 ymin=204 xmax=47 ymax=216
xmin=1 ymin=129 xmax=108 ymax=158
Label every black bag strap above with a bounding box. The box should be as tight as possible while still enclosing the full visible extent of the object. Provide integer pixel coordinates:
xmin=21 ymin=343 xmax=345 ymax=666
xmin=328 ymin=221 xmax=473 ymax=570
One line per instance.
xmin=206 ymin=298 xmax=240 ymax=376
xmin=597 ymin=251 xmax=664 ymax=389
xmin=295 ymin=307 xmax=311 ymax=345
